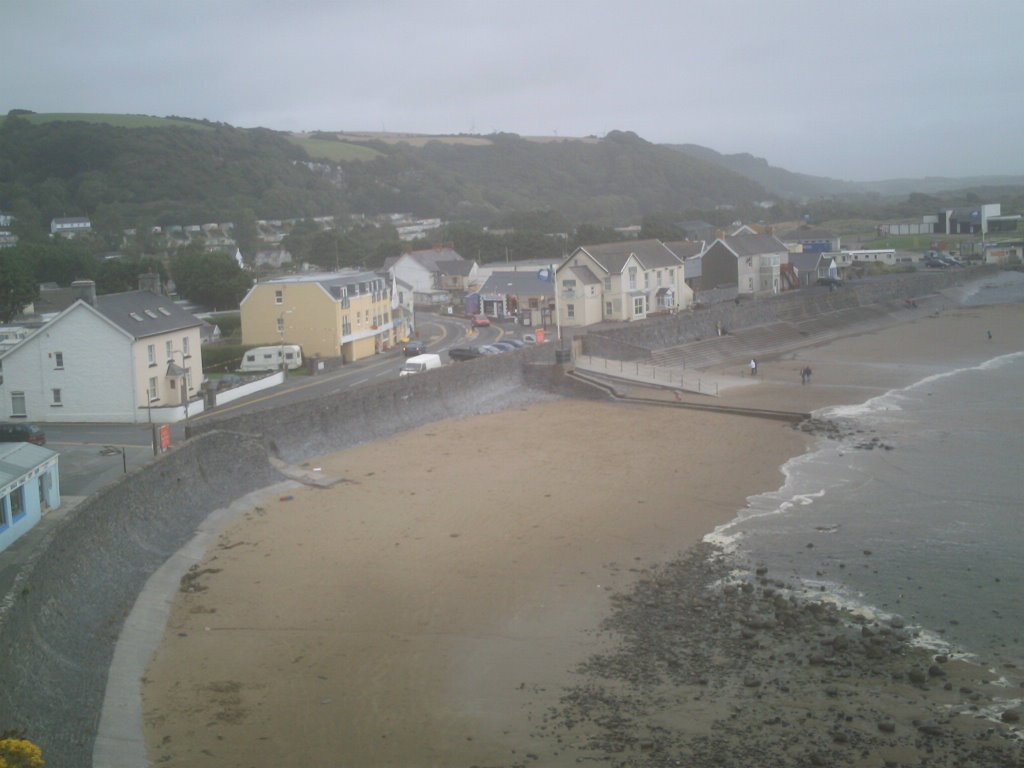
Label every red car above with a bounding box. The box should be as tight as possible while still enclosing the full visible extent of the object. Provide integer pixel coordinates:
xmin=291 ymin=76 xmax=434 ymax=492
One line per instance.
xmin=471 ymin=315 xmax=491 ymax=327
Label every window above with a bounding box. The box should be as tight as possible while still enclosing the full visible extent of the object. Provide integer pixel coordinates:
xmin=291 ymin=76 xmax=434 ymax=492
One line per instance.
xmin=628 ymin=267 xmax=637 ymax=290
xmin=11 ymin=392 xmax=26 ymax=417
xmin=644 ymin=272 xmax=650 ymax=288
xmin=274 ymin=289 xmax=283 ymax=305
xmin=567 ymin=303 xmax=575 ymax=319
xmin=656 ymin=271 xmax=662 ymax=287
xmin=633 ymin=296 xmax=645 ymax=316
xmin=669 ymin=269 xmax=674 ymax=282
xmin=182 ymin=336 xmax=190 ymax=357
xmin=342 ymin=318 xmax=351 ymax=335
xmin=277 ymin=317 xmax=285 ymax=334
xmin=147 ymin=344 xmax=156 ymax=366
xmin=604 ymin=277 xmax=611 ymax=290
xmin=10 ymin=486 xmax=25 ymax=521
xmin=51 ymin=388 xmax=62 ymax=406
xmin=165 ymin=340 xmax=173 ymax=360
xmin=605 ymin=301 xmax=613 ymax=316
xmin=54 ymin=351 xmax=64 ymax=368
xmin=185 ymin=368 xmax=192 ymax=391
xmin=0 ymin=497 xmax=8 ymax=532
xmin=148 ymin=377 xmax=158 ymax=402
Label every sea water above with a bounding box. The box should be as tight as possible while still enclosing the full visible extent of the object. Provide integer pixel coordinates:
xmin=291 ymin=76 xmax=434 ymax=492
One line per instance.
xmin=709 ymin=271 xmax=1024 ymax=669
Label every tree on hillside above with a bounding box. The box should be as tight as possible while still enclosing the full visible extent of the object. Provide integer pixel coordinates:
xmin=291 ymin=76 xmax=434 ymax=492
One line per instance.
xmin=0 ymin=252 xmax=39 ymax=322
xmin=95 ymin=255 xmax=166 ymax=294
xmin=172 ymin=245 xmax=251 ymax=310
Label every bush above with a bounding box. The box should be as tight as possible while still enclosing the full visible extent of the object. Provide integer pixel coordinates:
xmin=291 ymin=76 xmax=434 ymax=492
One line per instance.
xmin=0 ymin=737 xmax=45 ymax=767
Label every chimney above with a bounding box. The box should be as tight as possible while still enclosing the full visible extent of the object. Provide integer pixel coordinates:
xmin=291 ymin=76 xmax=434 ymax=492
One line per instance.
xmin=138 ymin=272 xmax=162 ymax=295
xmin=71 ymin=279 xmax=97 ymax=307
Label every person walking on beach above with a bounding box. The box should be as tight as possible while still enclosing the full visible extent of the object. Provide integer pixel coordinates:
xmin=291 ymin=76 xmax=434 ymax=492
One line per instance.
xmin=801 ymin=365 xmax=812 ymax=385
xmin=750 ymin=358 xmax=758 ymax=377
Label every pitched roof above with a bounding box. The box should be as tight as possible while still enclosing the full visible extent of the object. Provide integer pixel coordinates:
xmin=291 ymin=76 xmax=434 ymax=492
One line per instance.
xmin=663 ymin=240 xmax=705 ymax=259
xmin=577 ymin=239 xmax=683 ymax=274
xmin=96 ymin=291 xmax=203 ymax=339
xmin=787 ymin=251 xmax=824 ymax=273
xmin=404 ymin=247 xmax=463 ymax=271
xmin=478 ymin=270 xmax=555 ymax=297
xmin=720 ymin=234 xmax=789 ymax=257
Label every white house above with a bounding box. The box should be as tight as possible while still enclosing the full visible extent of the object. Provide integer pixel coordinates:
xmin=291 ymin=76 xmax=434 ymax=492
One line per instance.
xmin=0 ymin=278 xmax=205 ymax=424
xmin=383 ymin=246 xmax=464 ymax=295
xmin=554 ymin=239 xmax=693 ymax=328
xmin=50 ymin=217 xmax=92 ymax=238
xmin=0 ymin=442 xmax=61 ymax=553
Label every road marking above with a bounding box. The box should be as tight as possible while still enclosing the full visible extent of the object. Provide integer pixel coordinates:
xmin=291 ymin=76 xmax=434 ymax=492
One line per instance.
xmin=351 ymin=377 xmax=369 ymax=386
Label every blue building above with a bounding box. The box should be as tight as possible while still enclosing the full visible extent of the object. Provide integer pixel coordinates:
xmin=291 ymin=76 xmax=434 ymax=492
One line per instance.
xmin=0 ymin=443 xmax=61 ymax=553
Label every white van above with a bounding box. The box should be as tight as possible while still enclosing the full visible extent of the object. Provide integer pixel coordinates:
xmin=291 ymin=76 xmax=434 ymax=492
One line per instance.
xmin=240 ymin=344 xmax=304 ymax=372
xmin=399 ymin=353 xmax=442 ymax=376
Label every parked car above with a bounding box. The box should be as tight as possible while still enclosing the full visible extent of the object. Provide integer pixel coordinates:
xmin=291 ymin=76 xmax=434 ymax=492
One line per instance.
xmin=448 ymin=347 xmax=485 ymax=362
xmin=214 ymin=374 xmax=249 ymax=392
xmin=402 ymin=340 xmax=426 ymax=357
xmin=521 ymin=334 xmax=538 ymax=344
xmin=399 ymin=353 xmax=442 ymax=376
xmin=471 ymin=315 xmax=491 ymax=327
xmin=503 ymin=339 xmax=526 ymax=348
xmin=489 ymin=341 xmax=516 ymax=352
xmin=477 ymin=345 xmax=502 ymax=355
xmin=0 ymin=422 xmax=46 ymax=445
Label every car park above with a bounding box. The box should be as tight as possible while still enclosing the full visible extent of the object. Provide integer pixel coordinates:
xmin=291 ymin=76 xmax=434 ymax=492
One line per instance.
xmin=470 ymin=315 xmax=491 ymax=327
xmin=0 ymin=422 xmax=46 ymax=445
xmin=402 ymin=340 xmax=426 ymax=357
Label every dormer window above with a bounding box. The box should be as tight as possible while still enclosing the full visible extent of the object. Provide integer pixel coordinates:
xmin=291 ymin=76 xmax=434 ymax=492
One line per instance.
xmin=145 ymin=309 xmax=158 ymax=319
xmin=158 ymin=307 xmax=171 ymax=316
xmin=130 ymin=312 xmax=144 ymax=322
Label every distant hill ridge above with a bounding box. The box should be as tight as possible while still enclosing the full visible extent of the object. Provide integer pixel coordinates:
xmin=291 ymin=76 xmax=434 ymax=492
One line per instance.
xmin=1 ymin=111 xmax=1021 ymax=229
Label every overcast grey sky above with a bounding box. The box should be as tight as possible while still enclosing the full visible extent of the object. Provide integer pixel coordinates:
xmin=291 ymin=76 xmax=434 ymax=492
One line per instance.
xmin=4 ymin=0 xmax=1022 ymax=181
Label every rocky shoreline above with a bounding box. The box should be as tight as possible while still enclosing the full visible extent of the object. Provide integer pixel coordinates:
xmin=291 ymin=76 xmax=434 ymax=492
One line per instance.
xmin=531 ymin=543 xmax=1022 ymax=767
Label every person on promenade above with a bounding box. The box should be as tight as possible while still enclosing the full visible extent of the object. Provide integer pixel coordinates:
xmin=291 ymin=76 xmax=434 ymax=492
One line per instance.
xmin=750 ymin=358 xmax=758 ymax=377
xmin=801 ymin=365 xmax=812 ymax=385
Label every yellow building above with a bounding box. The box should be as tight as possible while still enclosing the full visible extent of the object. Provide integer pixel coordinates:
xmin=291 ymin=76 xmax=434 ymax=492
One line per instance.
xmin=240 ymin=271 xmax=405 ymax=363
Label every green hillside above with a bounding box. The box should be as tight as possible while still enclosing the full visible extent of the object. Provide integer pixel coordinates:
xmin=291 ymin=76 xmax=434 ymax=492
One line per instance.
xmin=0 ymin=114 xmax=772 ymax=237
xmin=1 ymin=112 xmax=212 ymax=130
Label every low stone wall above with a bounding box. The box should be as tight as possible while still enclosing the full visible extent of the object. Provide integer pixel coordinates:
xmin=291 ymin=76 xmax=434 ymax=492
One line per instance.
xmin=581 ymin=268 xmax=991 ymax=360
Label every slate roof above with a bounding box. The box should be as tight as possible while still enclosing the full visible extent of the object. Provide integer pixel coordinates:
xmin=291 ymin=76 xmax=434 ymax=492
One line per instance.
xmin=478 ymin=270 xmax=555 ymax=297
xmin=787 ymin=251 xmax=825 ymax=273
xmin=577 ymin=239 xmax=684 ymax=274
xmin=720 ymin=234 xmax=789 ymax=257
xmin=663 ymin=240 xmax=705 ymax=259
xmin=405 ymin=247 xmax=464 ymax=271
xmin=96 ymin=291 xmax=203 ymax=339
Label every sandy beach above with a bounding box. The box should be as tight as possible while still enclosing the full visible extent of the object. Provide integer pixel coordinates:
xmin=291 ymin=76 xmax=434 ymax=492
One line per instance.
xmin=142 ymin=302 xmax=1024 ymax=767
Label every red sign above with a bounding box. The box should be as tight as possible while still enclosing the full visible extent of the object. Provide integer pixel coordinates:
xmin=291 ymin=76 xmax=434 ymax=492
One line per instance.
xmin=159 ymin=424 xmax=171 ymax=451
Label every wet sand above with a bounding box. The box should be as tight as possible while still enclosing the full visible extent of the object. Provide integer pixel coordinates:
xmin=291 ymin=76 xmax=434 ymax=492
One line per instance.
xmin=142 ymin=303 xmax=1024 ymax=767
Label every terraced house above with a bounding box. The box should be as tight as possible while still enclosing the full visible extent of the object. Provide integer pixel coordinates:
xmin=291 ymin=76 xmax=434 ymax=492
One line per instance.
xmin=554 ymin=240 xmax=693 ymax=328
xmin=240 ymin=270 xmax=404 ymax=363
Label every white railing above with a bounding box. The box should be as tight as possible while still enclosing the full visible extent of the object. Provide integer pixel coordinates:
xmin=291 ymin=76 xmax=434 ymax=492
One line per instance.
xmin=575 ymin=355 xmax=720 ymax=396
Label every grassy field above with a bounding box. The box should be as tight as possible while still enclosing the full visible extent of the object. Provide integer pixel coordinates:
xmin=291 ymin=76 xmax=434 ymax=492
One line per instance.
xmin=1 ymin=112 xmax=211 ymax=129
xmin=285 ymin=135 xmax=382 ymax=162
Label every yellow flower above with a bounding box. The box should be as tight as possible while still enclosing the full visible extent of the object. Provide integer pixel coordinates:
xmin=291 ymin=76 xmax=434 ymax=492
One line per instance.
xmin=0 ymin=739 xmax=44 ymax=768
